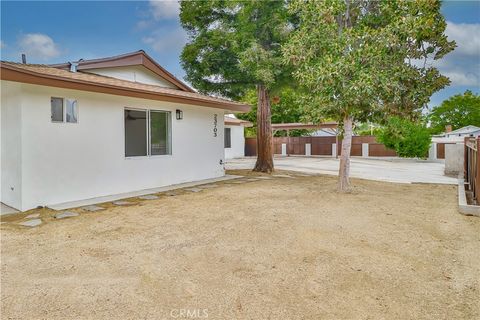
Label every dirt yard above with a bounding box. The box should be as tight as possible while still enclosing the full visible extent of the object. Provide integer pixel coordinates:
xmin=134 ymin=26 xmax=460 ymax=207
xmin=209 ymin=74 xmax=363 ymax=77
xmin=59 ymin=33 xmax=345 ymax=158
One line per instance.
xmin=1 ymin=171 xmax=479 ymax=320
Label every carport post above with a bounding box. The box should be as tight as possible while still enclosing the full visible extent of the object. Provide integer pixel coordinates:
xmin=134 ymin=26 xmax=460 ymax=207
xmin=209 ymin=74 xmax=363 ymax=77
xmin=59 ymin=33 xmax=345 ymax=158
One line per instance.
xmin=332 ymin=143 xmax=337 ymax=158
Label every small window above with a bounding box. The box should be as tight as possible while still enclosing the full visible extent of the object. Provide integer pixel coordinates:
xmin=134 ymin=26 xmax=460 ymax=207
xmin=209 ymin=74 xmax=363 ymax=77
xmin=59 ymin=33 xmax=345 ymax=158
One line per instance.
xmin=51 ymin=97 xmax=63 ymax=122
xmin=125 ymin=109 xmax=148 ymax=157
xmin=66 ymin=99 xmax=78 ymax=123
xmin=224 ymin=128 xmax=231 ymax=148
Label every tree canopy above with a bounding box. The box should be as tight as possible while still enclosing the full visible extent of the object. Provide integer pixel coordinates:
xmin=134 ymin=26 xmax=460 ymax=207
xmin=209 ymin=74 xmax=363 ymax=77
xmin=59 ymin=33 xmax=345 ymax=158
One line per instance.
xmin=180 ymin=0 xmax=292 ymax=99
xmin=283 ymin=0 xmax=454 ymax=124
xmin=428 ymin=90 xmax=480 ymax=134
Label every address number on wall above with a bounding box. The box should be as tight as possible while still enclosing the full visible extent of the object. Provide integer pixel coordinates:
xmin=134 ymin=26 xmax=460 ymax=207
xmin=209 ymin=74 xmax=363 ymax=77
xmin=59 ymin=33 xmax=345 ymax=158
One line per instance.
xmin=213 ymin=114 xmax=218 ymax=137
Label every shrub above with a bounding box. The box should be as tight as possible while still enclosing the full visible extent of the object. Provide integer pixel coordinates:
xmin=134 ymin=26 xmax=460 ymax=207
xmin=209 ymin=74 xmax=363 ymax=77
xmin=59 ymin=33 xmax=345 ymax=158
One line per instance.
xmin=377 ymin=117 xmax=431 ymax=158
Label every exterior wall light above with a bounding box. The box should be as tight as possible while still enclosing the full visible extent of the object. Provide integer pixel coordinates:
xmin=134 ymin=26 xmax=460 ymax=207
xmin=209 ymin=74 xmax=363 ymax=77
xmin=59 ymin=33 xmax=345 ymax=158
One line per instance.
xmin=176 ymin=109 xmax=183 ymax=120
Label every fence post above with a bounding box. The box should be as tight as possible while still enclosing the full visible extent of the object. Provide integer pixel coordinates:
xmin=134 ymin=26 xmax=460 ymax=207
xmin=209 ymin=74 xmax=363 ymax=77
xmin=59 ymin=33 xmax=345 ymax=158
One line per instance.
xmin=429 ymin=142 xmax=437 ymax=160
xmin=305 ymin=143 xmax=311 ymax=156
xmin=281 ymin=143 xmax=287 ymax=156
xmin=477 ymin=137 xmax=480 ymax=202
xmin=332 ymin=143 xmax=337 ymax=158
xmin=362 ymin=143 xmax=369 ymax=158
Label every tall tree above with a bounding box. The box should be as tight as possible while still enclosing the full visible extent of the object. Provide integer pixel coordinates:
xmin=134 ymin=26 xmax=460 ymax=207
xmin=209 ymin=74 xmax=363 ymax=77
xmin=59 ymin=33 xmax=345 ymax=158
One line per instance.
xmin=283 ymin=0 xmax=454 ymax=191
xmin=180 ymin=1 xmax=292 ymax=173
xmin=428 ymin=90 xmax=480 ymax=134
xmin=237 ymin=87 xmax=312 ymax=137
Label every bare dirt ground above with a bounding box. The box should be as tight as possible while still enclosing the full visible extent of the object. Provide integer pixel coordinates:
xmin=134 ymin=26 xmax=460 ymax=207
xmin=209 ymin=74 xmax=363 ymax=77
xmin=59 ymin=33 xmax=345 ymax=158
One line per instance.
xmin=1 ymin=171 xmax=479 ymax=320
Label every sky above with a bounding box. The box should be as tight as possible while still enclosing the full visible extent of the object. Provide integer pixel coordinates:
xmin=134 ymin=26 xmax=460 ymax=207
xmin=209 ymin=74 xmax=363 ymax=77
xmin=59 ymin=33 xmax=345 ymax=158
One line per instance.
xmin=1 ymin=0 xmax=479 ymax=108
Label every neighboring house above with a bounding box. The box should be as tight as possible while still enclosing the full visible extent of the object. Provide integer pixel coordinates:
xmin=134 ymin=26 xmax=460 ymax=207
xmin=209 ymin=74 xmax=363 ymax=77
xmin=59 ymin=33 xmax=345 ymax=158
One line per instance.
xmin=0 ymin=50 xmax=250 ymax=211
xmin=224 ymin=115 xmax=252 ymax=159
xmin=432 ymin=125 xmax=480 ymax=143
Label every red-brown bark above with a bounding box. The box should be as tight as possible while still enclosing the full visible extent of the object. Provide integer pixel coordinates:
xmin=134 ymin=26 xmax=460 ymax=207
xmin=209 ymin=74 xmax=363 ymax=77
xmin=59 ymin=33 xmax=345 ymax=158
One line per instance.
xmin=253 ymin=84 xmax=274 ymax=173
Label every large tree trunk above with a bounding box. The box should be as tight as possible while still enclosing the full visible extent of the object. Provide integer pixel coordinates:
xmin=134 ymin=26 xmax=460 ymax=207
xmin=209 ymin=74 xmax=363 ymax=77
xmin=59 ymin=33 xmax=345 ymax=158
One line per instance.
xmin=338 ymin=115 xmax=353 ymax=192
xmin=253 ymin=84 xmax=274 ymax=173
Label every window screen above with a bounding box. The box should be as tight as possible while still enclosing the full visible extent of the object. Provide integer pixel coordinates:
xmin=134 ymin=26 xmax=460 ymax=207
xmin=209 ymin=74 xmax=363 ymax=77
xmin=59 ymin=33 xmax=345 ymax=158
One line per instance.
xmin=150 ymin=111 xmax=171 ymax=155
xmin=225 ymin=128 xmax=231 ymax=148
xmin=51 ymin=97 xmax=63 ymax=122
xmin=124 ymin=109 xmax=147 ymax=157
xmin=66 ymin=99 xmax=78 ymax=123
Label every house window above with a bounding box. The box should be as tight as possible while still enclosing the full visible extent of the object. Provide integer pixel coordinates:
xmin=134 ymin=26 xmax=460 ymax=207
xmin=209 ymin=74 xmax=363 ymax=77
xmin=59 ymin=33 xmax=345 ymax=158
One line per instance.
xmin=66 ymin=99 xmax=78 ymax=123
xmin=124 ymin=108 xmax=171 ymax=157
xmin=125 ymin=109 xmax=148 ymax=157
xmin=150 ymin=110 xmax=171 ymax=155
xmin=51 ymin=97 xmax=78 ymax=123
xmin=51 ymin=97 xmax=64 ymax=122
xmin=224 ymin=128 xmax=231 ymax=148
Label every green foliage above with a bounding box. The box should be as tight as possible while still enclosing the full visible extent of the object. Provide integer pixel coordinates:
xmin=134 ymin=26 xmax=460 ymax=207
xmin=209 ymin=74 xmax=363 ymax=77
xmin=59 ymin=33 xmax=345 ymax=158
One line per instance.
xmin=282 ymin=0 xmax=455 ymax=125
xmin=180 ymin=0 xmax=293 ymax=100
xmin=355 ymin=123 xmax=381 ymax=136
xmin=377 ymin=117 xmax=431 ymax=158
xmin=428 ymin=90 xmax=480 ymax=134
xmin=236 ymin=87 xmax=312 ymax=136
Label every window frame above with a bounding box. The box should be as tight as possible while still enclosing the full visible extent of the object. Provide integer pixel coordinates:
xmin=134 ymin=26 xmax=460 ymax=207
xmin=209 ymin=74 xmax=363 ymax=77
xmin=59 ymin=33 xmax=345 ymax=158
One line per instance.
xmin=124 ymin=107 xmax=172 ymax=159
xmin=65 ymin=98 xmax=79 ymax=123
xmin=149 ymin=109 xmax=172 ymax=156
xmin=51 ymin=97 xmax=64 ymax=123
xmin=224 ymin=127 xmax=232 ymax=149
xmin=51 ymin=96 xmax=79 ymax=124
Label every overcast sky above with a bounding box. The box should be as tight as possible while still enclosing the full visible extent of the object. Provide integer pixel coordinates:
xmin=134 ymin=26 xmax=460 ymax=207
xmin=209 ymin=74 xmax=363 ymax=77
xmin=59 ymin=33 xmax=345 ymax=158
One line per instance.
xmin=1 ymin=0 xmax=479 ymax=107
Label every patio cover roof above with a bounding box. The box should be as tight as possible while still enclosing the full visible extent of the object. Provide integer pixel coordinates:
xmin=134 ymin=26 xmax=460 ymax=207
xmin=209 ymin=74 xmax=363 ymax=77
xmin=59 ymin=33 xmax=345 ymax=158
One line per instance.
xmin=272 ymin=122 xmax=338 ymax=130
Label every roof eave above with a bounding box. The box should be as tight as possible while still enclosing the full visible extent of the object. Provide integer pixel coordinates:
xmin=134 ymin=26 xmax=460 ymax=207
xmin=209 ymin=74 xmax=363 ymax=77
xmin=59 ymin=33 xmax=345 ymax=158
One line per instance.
xmin=0 ymin=65 xmax=250 ymax=113
xmin=49 ymin=50 xmax=194 ymax=93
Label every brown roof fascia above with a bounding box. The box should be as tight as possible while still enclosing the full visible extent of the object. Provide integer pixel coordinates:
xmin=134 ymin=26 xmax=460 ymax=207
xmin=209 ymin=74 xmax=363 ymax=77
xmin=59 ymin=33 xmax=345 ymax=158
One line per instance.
xmin=0 ymin=65 xmax=250 ymax=113
xmin=224 ymin=118 xmax=253 ymax=127
xmin=50 ymin=51 xmax=194 ymax=92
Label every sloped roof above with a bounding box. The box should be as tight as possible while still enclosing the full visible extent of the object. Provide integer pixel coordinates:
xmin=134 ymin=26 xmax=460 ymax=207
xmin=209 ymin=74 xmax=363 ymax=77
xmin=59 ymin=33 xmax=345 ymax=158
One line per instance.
xmin=448 ymin=125 xmax=480 ymax=135
xmin=224 ymin=116 xmax=253 ymax=127
xmin=0 ymin=61 xmax=250 ymax=112
xmin=49 ymin=50 xmax=193 ymax=92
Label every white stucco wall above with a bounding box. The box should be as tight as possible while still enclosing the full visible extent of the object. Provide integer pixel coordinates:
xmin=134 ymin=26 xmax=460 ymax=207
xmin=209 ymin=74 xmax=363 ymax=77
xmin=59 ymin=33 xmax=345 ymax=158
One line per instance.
xmin=444 ymin=143 xmax=464 ymax=176
xmin=224 ymin=125 xmax=245 ymax=159
xmin=1 ymin=80 xmax=225 ymax=211
xmin=87 ymin=65 xmax=178 ymax=88
xmin=1 ymin=81 xmax=23 ymax=209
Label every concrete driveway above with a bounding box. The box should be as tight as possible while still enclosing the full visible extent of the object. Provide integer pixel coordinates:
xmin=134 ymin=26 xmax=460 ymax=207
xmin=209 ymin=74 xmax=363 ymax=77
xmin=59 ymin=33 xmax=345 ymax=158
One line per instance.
xmin=226 ymin=156 xmax=457 ymax=184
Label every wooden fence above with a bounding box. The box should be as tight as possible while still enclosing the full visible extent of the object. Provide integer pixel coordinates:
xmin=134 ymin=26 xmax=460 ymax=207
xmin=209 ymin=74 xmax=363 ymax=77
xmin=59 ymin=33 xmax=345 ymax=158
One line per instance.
xmin=464 ymin=137 xmax=480 ymax=205
xmin=245 ymin=136 xmax=396 ymax=157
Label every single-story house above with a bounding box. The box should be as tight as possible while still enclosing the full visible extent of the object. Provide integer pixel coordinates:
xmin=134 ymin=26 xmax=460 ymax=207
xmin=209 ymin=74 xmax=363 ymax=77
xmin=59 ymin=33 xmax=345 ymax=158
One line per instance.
xmin=224 ymin=115 xmax=252 ymax=159
xmin=432 ymin=125 xmax=480 ymax=143
xmin=0 ymin=50 xmax=250 ymax=211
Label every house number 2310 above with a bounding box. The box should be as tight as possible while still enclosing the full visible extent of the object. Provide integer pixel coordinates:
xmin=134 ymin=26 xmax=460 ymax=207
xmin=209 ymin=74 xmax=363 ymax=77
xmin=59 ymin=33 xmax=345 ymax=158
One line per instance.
xmin=213 ymin=114 xmax=218 ymax=137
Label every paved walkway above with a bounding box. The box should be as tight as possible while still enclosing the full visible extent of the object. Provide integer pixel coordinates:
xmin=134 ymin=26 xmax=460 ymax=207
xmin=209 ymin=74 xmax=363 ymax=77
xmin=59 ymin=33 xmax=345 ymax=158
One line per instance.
xmin=226 ymin=156 xmax=457 ymax=184
xmin=0 ymin=203 xmax=19 ymax=215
